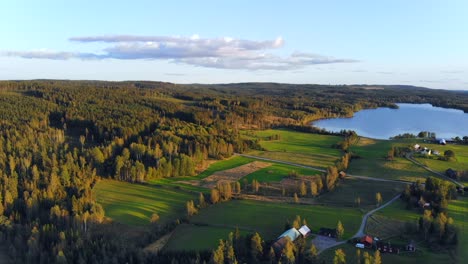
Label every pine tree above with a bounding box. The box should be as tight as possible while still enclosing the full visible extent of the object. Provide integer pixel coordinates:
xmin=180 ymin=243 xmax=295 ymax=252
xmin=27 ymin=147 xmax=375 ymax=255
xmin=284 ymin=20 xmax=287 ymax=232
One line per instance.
xmin=294 ymin=193 xmax=299 ymax=204
xmin=373 ymin=250 xmax=381 ymax=264
xmin=336 ymin=221 xmax=344 ymax=239
xmin=376 ymin=192 xmax=382 ymax=206
xmin=250 ymin=232 xmax=263 ymax=262
xmin=199 ymin=192 xmax=206 ymax=208
xmin=333 ymin=249 xmax=346 ymax=264
xmin=299 ymin=181 xmax=307 ymax=196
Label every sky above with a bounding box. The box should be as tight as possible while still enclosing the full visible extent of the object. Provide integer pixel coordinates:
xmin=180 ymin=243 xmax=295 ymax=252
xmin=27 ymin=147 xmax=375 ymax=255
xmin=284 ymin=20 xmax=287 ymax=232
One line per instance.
xmin=0 ymin=0 xmax=467 ymax=90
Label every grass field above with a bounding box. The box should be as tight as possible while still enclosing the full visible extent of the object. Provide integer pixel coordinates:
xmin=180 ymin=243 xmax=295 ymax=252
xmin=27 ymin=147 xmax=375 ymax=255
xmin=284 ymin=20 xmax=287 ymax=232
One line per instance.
xmin=93 ymin=179 xmax=198 ymax=226
xmin=165 ymin=224 xmax=249 ymax=251
xmin=448 ymin=196 xmax=468 ymax=262
xmin=168 ymin=200 xmax=362 ymax=249
xmin=195 ymin=156 xmax=254 ymax=179
xmin=414 ymin=142 xmax=468 ymax=174
xmin=320 ymin=242 xmax=452 ymax=264
xmin=242 ymin=163 xmax=321 ymax=183
xmin=348 ymin=137 xmax=430 ymax=181
xmin=316 ymin=178 xmax=404 ymax=208
xmin=243 ymin=129 xmax=342 ymax=169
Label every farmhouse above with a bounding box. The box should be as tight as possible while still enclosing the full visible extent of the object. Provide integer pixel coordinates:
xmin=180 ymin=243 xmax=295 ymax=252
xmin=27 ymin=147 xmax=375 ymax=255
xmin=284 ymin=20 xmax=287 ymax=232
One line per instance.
xmin=298 ymin=225 xmax=311 ymax=237
xmin=438 ymin=138 xmax=447 ymax=145
xmin=414 ymin=144 xmax=420 ymax=150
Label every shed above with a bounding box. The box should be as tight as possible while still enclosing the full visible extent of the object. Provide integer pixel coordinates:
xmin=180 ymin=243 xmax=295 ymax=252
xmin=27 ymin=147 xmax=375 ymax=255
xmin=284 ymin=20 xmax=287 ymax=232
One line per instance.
xmin=298 ymin=225 xmax=311 ymax=237
xmin=361 ymin=235 xmax=373 ymax=247
xmin=414 ymin=144 xmax=420 ymax=150
xmin=439 ymin=139 xmax=447 ymax=145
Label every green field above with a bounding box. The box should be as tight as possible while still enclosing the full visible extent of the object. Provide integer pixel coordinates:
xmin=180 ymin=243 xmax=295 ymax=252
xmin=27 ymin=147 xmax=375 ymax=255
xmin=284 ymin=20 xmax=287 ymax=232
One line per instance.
xmin=244 ymin=129 xmax=342 ymax=169
xmin=93 ymin=179 xmax=198 ymax=226
xmin=242 ymin=163 xmax=321 ymax=183
xmin=165 ymin=224 xmax=249 ymax=252
xmin=348 ymin=137 xmax=430 ymax=181
xmin=196 ymin=156 xmax=254 ymax=179
xmin=448 ymin=196 xmax=468 ymax=262
xmin=189 ymin=200 xmax=363 ymax=239
xmin=316 ymin=178 xmax=404 ymax=208
xmin=320 ymin=242 xmax=452 ymax=264
xmin=414 ymin=142 xmax=468 ymax=174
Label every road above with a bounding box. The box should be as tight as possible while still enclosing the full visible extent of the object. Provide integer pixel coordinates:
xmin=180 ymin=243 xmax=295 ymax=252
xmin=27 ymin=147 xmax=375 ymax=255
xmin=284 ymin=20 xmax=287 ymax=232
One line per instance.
xmin=405 ymin=154 xmax=464 ymax=187
xmin=315 ymin=194 xmax=401 ymax=254
xmin=236 ymin=153 xmax=413 ymax=185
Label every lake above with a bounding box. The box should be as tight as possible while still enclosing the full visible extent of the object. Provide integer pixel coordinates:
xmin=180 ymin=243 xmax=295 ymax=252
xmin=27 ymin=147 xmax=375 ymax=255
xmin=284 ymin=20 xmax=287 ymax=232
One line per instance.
xmin=312 ymin=103 xmax=468 ymax=139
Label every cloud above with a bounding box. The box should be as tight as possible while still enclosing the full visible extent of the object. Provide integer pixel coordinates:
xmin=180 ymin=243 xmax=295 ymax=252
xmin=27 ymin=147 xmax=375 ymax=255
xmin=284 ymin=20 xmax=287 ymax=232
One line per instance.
xmin=3 ymin=35 xmax=358 ymax=70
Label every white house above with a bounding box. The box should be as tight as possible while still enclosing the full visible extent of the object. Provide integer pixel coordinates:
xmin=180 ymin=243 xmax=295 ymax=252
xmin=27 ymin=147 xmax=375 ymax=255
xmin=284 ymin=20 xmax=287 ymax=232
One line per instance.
xmin=414 ymin=144 xmax=420 ymax=150
xmin=298 ymin=225 xmax=311 ymax=237
xmin=421 ymin=149 xmax=431 ymax=155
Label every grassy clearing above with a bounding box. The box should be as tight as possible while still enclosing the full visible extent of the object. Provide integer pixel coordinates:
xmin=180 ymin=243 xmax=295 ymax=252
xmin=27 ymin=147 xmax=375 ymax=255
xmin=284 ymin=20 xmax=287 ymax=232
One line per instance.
xmin=195 ymin=156 xmax=254 ymax=179
xmin=165 ymin=224 xmax=250 ymax=251
xmin=414 ymin=143 xmax=468 ymax=173
xmin=243 ymin=129 xmax=342 ymax=169
xmin=348 ymin=138 xmax=429 ymax=181
xmin=93 ymin=179 xmax=198 ymax=226
xmin=316 ymin=178 xmax=404 ymax=208
xmin=242 ymin=163 xmax=321 ymax=183
xmin=448 ymin=196 xmax=468 ymax=262
xmin=189 ymin=200 xmax=362 ymax=241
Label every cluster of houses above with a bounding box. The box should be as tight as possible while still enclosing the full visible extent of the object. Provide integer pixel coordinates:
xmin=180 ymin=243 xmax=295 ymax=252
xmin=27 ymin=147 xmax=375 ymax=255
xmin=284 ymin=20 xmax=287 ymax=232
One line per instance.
xmin=413 ymin=144 xmax=440 ymax=156
xmin=272 ymin=225 xmax=311 ymax=254
xmin=355 ymin=235 xmax=416 ymax=254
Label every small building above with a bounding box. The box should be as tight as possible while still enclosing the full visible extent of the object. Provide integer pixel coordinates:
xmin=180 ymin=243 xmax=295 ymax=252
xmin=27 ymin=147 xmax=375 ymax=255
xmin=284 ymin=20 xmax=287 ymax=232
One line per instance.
xmin=277 ymin=228 xmax=301 ymax=242
xmin=432 ymin=150 xmax=440 ymax=155
xmin=376 ymin=241 xmax=400 ymax=254
xmin=439 ymin=139 xmax=447 ymax=145
xmin=414 ymin=144 xmax=420 ymax=150
xmin=361 ymin=235 xmax=374 ymax=248
xmin=355 ymin=243 xmax=365 ymax=249
xmin=318 ymin=228 xmax=337 ymax=238
xmin=273 ymin=228 xmax=301 ymax=254
xmin=423 ymin=202 xmax=431 ymax=209
xmin=298 ymin=225 xmax=311 ymax=237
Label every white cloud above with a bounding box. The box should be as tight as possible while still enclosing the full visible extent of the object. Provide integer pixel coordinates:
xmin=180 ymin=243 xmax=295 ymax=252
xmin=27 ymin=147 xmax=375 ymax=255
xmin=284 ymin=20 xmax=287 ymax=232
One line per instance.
xmin=3 ymin=35 xmax=358 ymax=70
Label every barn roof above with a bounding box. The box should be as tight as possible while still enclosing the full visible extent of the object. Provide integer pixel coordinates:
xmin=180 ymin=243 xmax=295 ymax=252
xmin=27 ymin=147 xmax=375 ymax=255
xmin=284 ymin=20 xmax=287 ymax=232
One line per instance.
xmin=278 ymin=228 xmax=300 ymax=242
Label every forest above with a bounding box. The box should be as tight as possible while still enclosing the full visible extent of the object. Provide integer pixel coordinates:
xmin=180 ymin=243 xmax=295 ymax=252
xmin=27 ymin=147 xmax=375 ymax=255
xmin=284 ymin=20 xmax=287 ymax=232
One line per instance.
xmin=0 ymin=80 xmax=467 ymax=263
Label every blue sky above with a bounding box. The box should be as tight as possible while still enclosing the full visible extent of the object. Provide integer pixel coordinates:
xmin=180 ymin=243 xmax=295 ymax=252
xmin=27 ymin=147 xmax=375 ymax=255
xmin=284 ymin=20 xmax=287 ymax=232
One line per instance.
xmin=1 ymin=0 xmax=467 ymax=89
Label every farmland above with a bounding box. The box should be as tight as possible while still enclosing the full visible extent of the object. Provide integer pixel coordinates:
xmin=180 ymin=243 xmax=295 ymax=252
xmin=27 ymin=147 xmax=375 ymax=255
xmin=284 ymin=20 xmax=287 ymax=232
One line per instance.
xmin=93 ymin=179 xmax=198 ymax=226
xmin=244 ymin=129 xmax=343 ymax=169
xmin=241 ymin=163 xmax=321 ymax=183
xmin=347 ymin=137 xmax=430 ymax=181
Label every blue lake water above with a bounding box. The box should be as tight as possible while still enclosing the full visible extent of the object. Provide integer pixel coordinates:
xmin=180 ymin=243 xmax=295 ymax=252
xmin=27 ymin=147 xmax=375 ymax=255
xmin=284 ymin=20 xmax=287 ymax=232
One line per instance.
xmin=312 ymin=103 xmax=468 ymax=140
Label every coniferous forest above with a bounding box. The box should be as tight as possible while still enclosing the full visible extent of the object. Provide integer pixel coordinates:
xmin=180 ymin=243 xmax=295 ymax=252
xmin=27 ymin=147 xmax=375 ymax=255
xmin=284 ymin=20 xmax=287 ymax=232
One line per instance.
xmin=0 ymin=80 xmax=467 ymax=263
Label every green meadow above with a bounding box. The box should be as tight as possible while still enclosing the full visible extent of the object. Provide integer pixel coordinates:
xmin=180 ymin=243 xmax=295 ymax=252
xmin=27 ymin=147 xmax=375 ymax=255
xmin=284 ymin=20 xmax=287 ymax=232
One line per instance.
xmin=243 ymin=129 xmax=343 ymax=169
xmin=347 ymin=137 xmax=430 ymax=181
xmin=242 ymin=163 xmax=321 ymax=183
xmin=93 ymin=179 xmax=198 ymax=226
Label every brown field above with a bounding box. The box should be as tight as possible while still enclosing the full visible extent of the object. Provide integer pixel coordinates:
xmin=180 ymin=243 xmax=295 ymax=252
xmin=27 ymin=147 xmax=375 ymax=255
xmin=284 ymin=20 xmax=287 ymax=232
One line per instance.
xmin=180 ymin=161 xmax=272 ymax=188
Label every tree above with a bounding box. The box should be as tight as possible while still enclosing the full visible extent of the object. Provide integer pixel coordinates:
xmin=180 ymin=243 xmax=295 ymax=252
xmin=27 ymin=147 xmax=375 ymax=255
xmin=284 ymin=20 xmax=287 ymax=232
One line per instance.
xmin=211 ymin=189 xmax=220 ymax=204
xmin=310 ymin=181 xmax=318 ymax=196
xmin=375 ymin=192 xmax=382 ymax=206
xmin=306 ymin=244 xmax=318 ymax=263
xmin=299 ymin=181 xmax=307 ymax=196
xmin=356 ymin=249 xmax=361 ymax=264
xmin=294 ymin=193 xmax=299 ymax=204
xmin=211 ymin=240 xmax=225 ymax=264
xmin=333 ymin=248 xmax=346 ymax=264
xmin=150 ymin=213 xmax=160 ymax=223
xmin=198 ymin=192 xmax=206 ymax=208
xmin=336 ymin=221 xmax=344 ymax=239
xmin=250 ymin=232 xmax=263 ymax=262
xmin=444 ymin=150 xmax=456 ymax=161
xmin=373 ymin=250 xmax=381 ymax=264
xmin=186 ymin=200 xmax=198 ymax=217
xmin=281 ymin=237 xmax=295 ymax=264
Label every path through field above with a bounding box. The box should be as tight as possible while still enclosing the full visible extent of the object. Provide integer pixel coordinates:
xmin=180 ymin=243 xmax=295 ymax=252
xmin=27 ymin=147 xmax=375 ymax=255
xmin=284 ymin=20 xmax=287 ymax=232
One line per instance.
xmin=315 ymin=194 xmax=401 ymax=254
xmin=236 ymin=153 xmax=413 ymax=185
